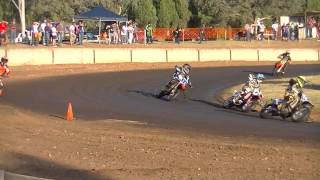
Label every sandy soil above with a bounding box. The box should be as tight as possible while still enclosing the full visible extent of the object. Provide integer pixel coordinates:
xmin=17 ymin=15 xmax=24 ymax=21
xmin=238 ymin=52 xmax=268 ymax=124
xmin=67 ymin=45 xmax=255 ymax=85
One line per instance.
xmin=1 ymin=62 xmax=320 ymax=180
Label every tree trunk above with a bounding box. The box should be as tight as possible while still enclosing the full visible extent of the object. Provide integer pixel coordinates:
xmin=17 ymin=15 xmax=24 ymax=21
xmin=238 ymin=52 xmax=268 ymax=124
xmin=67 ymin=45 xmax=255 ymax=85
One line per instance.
xmin=20 ymin=0 xmax=26 ymax=36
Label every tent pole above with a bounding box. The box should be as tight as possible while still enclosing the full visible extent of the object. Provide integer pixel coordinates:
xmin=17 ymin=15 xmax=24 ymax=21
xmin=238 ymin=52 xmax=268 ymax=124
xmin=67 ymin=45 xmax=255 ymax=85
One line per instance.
xmin=99 ymin=18 xmax=101 ymax=44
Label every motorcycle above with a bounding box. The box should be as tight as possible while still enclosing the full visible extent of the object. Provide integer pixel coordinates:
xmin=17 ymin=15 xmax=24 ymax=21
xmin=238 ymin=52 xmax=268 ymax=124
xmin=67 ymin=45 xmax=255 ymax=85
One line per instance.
xmin=223 ymin=87 xmax=263 ymax=112
xmin=0 ymin=65 xmax=9 ymax=96
xmin=273 ymin=52 xmax=291 ymax=76
xmin=157 ymin=74 xmax=191 ymax=101
xmin=260 ymin=93 xmax=313 ymax=122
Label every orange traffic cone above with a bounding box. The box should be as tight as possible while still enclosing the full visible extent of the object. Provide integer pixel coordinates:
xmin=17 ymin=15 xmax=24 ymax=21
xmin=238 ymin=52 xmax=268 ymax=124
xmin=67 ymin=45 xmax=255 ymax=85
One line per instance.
xmin=66 ymin=102 xmax=74 ymax=121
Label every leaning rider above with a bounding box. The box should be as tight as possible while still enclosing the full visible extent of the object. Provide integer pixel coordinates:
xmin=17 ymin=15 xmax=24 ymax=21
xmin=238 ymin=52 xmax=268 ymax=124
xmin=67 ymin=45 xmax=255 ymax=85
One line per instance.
xmin=241 ymin=73 xmax=264 ymax=95
xmin=0 ymin=56 xmax=9 ymax=76
xmin=167 ymin=64 xmax=192 ymax=89
xmin=282 ymin=76 xmax=306 ymax=113
xmin=276 ymin=50 xmax=291 ymax=69
xmin=0 ymin=56 xmax=9 ymax=95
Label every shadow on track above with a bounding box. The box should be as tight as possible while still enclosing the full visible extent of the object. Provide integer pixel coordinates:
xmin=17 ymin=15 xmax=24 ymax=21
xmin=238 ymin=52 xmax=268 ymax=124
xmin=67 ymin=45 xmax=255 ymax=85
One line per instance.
xmin=128 ymin=90 xmax=158 ymax=98
xmin=242 ymin=70 xmax=273 ymax=77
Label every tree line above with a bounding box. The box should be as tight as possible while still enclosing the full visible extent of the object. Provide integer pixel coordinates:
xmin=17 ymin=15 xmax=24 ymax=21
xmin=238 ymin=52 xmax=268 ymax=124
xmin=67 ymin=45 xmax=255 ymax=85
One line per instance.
xmin=1 ymin=0 xmax=320 ymax=28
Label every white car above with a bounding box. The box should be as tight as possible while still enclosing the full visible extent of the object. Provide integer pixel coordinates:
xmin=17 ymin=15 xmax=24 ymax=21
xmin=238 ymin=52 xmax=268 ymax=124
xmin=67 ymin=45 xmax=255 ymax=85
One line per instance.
xmin=15 ymin=30 xmax=32 ymax=43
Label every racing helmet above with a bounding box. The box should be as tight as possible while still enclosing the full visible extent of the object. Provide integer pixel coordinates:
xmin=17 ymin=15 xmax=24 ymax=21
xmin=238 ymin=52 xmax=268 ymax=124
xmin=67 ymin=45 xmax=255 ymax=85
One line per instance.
xmin=248 ymin=74 xmax=255 ymax=81
xmin=288 ymin=78 xmax=297 ymax=86
xmin=296 ymin=76 xmax=306 ymax=88
xmin=256 ymin=73 xmax=265 ymax=80
xmin=182 ymin=64 xmax=191 ymax=75
xmin=1 ymin=56 xmax=8 ymax=63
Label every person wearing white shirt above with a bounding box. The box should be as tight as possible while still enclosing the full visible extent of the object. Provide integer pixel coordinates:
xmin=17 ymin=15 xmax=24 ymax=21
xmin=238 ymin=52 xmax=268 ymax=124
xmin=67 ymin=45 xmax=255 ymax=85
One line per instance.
xmin=121 ymin=24 xmax=128 ymax=44
xmin=272 ymin=22 xmax=279 ymax=40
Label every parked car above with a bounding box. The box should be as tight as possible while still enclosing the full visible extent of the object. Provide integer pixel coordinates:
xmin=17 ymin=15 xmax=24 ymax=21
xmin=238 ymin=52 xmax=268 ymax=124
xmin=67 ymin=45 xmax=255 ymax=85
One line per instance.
xmin=15 ymin=30 xmax=32 ymax=44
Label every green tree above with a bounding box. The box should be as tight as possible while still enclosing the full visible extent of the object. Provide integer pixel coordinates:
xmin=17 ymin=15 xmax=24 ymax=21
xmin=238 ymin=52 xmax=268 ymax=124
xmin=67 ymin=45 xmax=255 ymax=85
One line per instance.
xmin=174 ymin=0 xmax=191 ymax=28
xmin=132 ymin=0 xmax=157 ymax=27
xmin=157 ymin=0 xmax=178 ymax=27
xmin=307 ymin=0 xmax=320 ymax=11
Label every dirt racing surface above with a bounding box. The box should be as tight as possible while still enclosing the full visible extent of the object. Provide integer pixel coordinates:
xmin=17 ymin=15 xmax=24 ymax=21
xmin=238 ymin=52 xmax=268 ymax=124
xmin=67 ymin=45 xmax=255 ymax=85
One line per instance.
xmin=1 ymin=62 xmax=320 ymax=179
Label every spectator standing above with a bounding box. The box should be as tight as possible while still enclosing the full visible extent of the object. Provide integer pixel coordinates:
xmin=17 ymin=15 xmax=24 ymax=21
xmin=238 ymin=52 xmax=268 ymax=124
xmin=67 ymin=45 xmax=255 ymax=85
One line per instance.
xmin=56 ymin=22 xmax=64 ymax=46
xmin=244 ymin=23 xmax=251 ymax=41
xmin=271 ymin=21 xmax=279 ymax=40
xmin=121 ymin=24 xmax=128 ymax=44
xmin=112 ymin=23 xmax=119 ymax=44
xmin=317 ymin=22 xmax=320 ymax=40
xmin=40 ymin=20 xmax=47 ymax=45
xmin=0 ymin=20 xmax=8 ymax=46
xmin=145 ymin=23 xmax=153 ymax=44
xmin=307 ymin=17 xmax=316 ymax=38
xmin=69 ymin=22 xmax=76 ymax=45
xmin=127 ymin=23 xmax=134 ymax=44
xmin=44 ymin=22 xmax=51 ymax=46
xmin=10 ymin=19 xmax=16 ymax=44
xmin=259 ymin=22 xmax=265 ymax=40
xmin=51 ymin=23 xmax=57 ymax=47
xmin=106 ymin=25 xmax=112 ymax=44
xmin=298 ymin=21 xmax=304 ymax=40
xmin=31 ymin=22 xmax=40 ymax=46
xmin=294 ymin=23 xmax=299 ymax=40
xmin=78 ymin=20 xmax=84 ymax=45
xmin=133 ymin=21 xmax=138 ymax=43
xmin=173 ymin=27 xmax=182 ymax=44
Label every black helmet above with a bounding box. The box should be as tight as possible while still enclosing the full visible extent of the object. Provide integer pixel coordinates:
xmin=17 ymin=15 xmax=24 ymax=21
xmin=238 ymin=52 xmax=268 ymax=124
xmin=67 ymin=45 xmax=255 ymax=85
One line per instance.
xmin=182 ymin=64 xmax=191 ymax=75
xmin=289 ymin=78 xmax=297 ymax=86
xmin=1 ymin=56 xmax=8 ymax=63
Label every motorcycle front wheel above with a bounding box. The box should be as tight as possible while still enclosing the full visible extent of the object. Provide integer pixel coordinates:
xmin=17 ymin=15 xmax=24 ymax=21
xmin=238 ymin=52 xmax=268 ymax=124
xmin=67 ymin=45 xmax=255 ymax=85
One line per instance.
xmin=167 ymin=90 xmax=179 ymax=101
xmin=223 ymin=97 xmax=234 ymax=109
xmin=242 ymin=101 xmax=255 ymax=112
xmin=260 ymin=105 xmax=273 ymax=119
xmin=291 ymin=107 xmax=311 ymax=122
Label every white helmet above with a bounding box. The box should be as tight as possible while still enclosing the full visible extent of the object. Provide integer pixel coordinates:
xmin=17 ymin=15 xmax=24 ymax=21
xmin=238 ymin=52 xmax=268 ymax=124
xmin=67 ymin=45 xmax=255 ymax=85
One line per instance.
xmin=248 ymin=74 xmax=255 ymax=81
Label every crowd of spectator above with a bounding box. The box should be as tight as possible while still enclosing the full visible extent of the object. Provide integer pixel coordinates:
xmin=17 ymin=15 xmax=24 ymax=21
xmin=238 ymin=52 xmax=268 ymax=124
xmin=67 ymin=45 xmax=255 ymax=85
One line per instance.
xmin=104 ymin=20 xmax=139 ymax=44
xmin=28 ymin=20 xmax=86 ymax=47
xmin=1 ymin=16 xmax=320 ymax=47
xmin=240 ymin=16 xmax=320 ymax=42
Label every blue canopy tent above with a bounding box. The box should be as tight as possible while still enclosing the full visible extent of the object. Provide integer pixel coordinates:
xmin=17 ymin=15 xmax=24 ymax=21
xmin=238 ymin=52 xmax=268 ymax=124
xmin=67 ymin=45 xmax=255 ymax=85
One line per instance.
xmin=74 ymin=6 xmax=128 ymax=43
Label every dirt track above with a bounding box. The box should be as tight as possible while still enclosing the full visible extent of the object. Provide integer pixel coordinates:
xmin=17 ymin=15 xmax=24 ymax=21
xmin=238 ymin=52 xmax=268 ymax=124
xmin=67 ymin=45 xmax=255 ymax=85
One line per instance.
xmin=1 ymin=62 xmax=320 ymax=179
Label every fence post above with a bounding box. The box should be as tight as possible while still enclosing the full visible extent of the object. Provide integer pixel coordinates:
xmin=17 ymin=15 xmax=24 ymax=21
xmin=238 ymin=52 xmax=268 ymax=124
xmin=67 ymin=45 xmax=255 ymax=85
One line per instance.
xmin=224 ymin=29 xmax=227 ymax=40
xmin=144 ymin=29 xmax=146 ymax=45
xmin=182 ymin=29 xmax=185 ymax=43
xmin=166 ymin=49 xmax=168 ymax=62
xmin=93 ymin=49 xmax=96 ymax=64
xmin=52 ymin=48 xmax=54 ymax=64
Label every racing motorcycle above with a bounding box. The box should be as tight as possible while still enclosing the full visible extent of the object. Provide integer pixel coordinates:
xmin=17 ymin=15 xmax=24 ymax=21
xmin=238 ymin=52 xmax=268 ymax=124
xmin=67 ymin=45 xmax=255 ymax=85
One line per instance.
xmin=223 ymin=87 xmax=263 ymax=112
xmin=0 ymin=65 xmax=9 ymax=96
xmin=260 ymin=93 xmax=313 ymax=122
xmin=273 ymin=52 xmax=291 ymax=76
xmin=157 ymin=74 xmax=191 ymax=101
